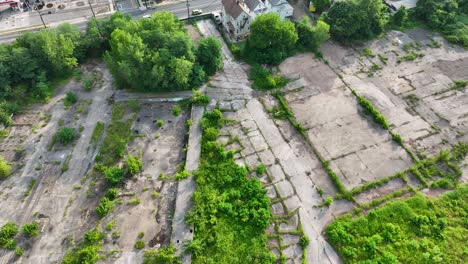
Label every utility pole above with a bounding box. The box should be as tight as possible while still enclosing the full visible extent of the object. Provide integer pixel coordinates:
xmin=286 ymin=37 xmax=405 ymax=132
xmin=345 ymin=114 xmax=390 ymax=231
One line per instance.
xmin=88 ymin=0 xmax=96 ymax=18
xmin=186 ymin=0 xmax=189 ymax=18
xmin=37 ymin=10 xmax=46 ymax=28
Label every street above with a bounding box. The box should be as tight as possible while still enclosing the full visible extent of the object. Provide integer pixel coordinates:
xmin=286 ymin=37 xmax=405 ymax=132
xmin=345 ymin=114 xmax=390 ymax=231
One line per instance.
xmin=0 ymin=0 xmax=221 ymax=43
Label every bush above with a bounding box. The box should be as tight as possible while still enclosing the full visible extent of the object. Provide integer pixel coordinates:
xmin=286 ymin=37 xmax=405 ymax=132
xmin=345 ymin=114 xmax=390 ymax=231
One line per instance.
xmin=172 ymin=106 xmax=181 ymax=116
xmin=22 ymin=222 xmax=40 ymax=237
xmin=156 ymin=120 xmax=164 ymax=127
xmin=249 ymin=65 xmax=288 ymax=90
xmin=190 ymin=90 xmax=210 ymax=106
xmin=0 ymin=222 xmax=18 ymax=248
xmin=103 ymin=166 xmax=125 ymax=185
xmin=126 ymin=155 xmax=143 ymax=175
xmin=15 ymin=247 xmax=24 ymax=256
xmin=105 ymin=188 xmax=118 ymax=200
xmin=54 ymin=127 xmax=75 ymax=145
xmin=134 ymin=240 xmax=145 ymax=250
xmin=256 ymin=164 xmax=266 ymax=175
xmin=64 ymin=92 xmax=77 ymax=107
xmin=175 ymin=170 xmax=190 ymax=180
xmin=299 ymin=234 xmax=310 ymax=248
xmin=143 ymin=246 xmax=181 ymax=264
xmin=391 ymin=133 xmax=403 ymax=145
xmin=0 ymin=156 xmax=12 ymax=180
xmin=96 ymin=197 xmax=114 ymax=218
xmin=84 ymin=230 xmax=104 ymax=244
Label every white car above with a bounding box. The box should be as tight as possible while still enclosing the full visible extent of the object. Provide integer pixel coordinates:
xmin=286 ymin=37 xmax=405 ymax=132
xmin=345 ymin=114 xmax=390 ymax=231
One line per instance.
xmin=142 ymin=14 xmax=151 ymax=18
xmin=192 ymin=9 xmax=202 ymax=15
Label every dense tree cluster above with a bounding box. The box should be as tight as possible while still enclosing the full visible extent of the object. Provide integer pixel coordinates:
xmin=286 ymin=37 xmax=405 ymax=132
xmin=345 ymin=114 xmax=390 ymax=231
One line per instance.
xmin=186 ymin=110 xmax=274 ymax=263
xmin=327 ymin=185 xmax=468 ymax=263
xmin=246 ymin=13 xmax=329 ymax=65
xmin=416 ymin=0 xmax=468 ymax=47
xmin=105 ymin=12 xmax=222 ymax=91
xmin=322 ymin=0 xmax=388 ymax=42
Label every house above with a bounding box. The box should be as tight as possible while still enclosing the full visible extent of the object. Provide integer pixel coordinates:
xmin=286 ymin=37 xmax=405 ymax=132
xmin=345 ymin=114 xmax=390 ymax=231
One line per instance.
xmin=266 ymin=0 xmax=293 ymax=20
xmin=384 ymin=0 xmax=418 ymax=11
xmin=221 ymin=0 xmax=293 ymax=40
xmin=221 ymin=0 xmax=254 ymax=40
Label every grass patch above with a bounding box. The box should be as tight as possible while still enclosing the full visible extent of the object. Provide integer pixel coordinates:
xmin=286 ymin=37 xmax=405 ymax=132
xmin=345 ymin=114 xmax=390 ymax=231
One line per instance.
xmin=90 ymin=122 xmax=105 ymax=149
xmin=249 ymin=64 xmax=288 ymax=91
xmin=327 ymin=185 xmax=468 ymax=263
xmin=352 ymin=90 xmax=389 ymax=129
xmin=24 ymin=179 xmax=36 ymax=197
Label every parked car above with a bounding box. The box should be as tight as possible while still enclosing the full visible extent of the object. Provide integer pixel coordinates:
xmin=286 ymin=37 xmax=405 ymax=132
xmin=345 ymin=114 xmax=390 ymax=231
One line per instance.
xmin=142 ymin=14 xmax=151 ymax=18
xmin=192 ymin=9 xmax=202 ymax=15
xmin=214 ymin=13 xmax=221 ymax=24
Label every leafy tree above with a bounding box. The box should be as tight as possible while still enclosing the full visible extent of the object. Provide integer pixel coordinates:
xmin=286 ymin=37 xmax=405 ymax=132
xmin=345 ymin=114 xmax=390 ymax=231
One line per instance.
xmin=0 ymin=155 xmax=12 ymax=180
xmin=313 ymin=0 xmax=331 ymax=12
xmin=196 ymin=36 xmax=223 ymax=76
xmin=22 ymin=222 xmax=40 ymax=237
xmin=391 ymin=6 xmax=409 ymax=27
xmin=103 ymin=166 xmax=125 ymax=185
xmin=323 ymin=0 xmax=388 ymax=42
xmin=247 ymin=13 xmax=298 ymax=65
xmin=296 ymin=17 xmax=330 ymax=51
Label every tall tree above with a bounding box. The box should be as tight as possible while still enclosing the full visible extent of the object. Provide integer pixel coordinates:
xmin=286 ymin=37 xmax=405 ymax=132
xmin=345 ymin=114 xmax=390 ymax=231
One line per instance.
xmin=196 ymin=36 xmax=223 ymax=76
xmin=296 ymin=17 xmax=330 ymax=51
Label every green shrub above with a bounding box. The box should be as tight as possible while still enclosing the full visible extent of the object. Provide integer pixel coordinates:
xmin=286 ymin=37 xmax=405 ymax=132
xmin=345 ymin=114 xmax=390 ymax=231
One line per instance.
xmin=172 ymin=106 xmax=182 ymax=116
xmin=22 ymin=222 xmax=40 ymax=237
xmin=203 ymin=127 xmax=219 ymax=141
xmin=96 ymin=197 xmax=114 ymax=218
xmin=103 ymin=166 xmax=125 ymax=185
xmin=138 ymin=232 xmax=144 ymax=239
xmin=105 ymin=221 xmax=115 ymax=231
xmin=143 ymin=246 xmax=181 ymax=264
xmin=353 ymin=91 xmax=389 ymax=129
xmin=0 ymin=222 xmax=18 ymax=248
xmin=84 ymin=230 xmax=104 ymax=244
xmin=134 ymin=240 xmax=145 ymax=250
xmin=175 ymin=170 xmax=190 ymax=180
xmin=299 ymin=234 xmax=310 ymax=248
xmin=126 ymin=155 xmax=143 ymax=175
xmin=64 ymin=92 xmax=77 ymax=107
xmin=156 ymin=120 xmax=164 ymax=127
xmin=324 ymin=197 xmax=333 ymax=206
xmin=256 ymin=164 xmax=266 ymax=175
xmin=249 ymin=65 xmax=288 ymax=90
xmin=190 ymin=90 xmax=210 ymax=106
xmin=105 ymin=188 xmax=118 ymax=200
xmin=54 ymin=127 xmax=75 ymax=145
xmin=15 ymin=247 xmax=24 ymax=256
xmin=128 ymin=198 xmax=140 ymax=205
xmin=151 ymin=191 xmax=160 ymax=198
xmin=391 ymin=133 xmax=403 ymax=145
xmin=0 ymin=156 xmax=12 ymax=180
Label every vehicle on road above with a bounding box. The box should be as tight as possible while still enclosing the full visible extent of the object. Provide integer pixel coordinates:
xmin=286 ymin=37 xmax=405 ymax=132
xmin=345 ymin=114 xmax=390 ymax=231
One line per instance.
xmin=142 ymin=14 xmax=151 ymax=18
xmin=192 ymin=9 xmax=202 ymax=15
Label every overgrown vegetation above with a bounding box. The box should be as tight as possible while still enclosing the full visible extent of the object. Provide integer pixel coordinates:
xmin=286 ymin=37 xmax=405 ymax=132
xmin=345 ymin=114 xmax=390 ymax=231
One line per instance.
xmin=64 ymin=92 xmax=77 ymax=108
xmin=416 ymin=0 xmax=468 ymax=47
xmin=53 ymin=127 xmax=76 ymax=146
xmin=0 ymin=222 xmax=18 ymax=250
xmin=327 ymin=184 xmax=468 ymax=263
xmin=352 ymin=90 xmax=389 ymax=129
xmin=62 ymin=229 xmax=103 ymax=264
xmin=186 ymin=109 xmax=274 ymax=263
xmin=0 ymin=155 xmax=12 ymax=180
xmin=22 ymin=222 xmax=40 ymax=237
xmin=143 ymin=246 xmax=181 ymax=264
xmin=90 ymin=121 xmax=104 ymax=148
xmin=249 ymin=65 xmax=288 ymax=90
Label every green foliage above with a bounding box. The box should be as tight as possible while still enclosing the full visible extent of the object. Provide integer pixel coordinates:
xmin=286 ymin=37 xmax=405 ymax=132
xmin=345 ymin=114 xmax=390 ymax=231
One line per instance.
xmin=312 ymin=0 xmax=331 ymax=12
xmin=361 ymin=48 xmax=375 ymax=58
xmin=247 ymin=13 xmax=298 ymax=65
xmin=197 ymin=36 xmax=223 ymax=76
xmin=172 ymin=105 xmax=182 ymax=116
xmin=391 ymin=132 xmax=403 ymax=145
xmin=127 ymin=198 xmax=140 ymax=205
xmin=353 ymin=91 xmax=389 ymax=129
xmin=96 ymin=197 xmax=114 ymax=218
xmin=22 ymin=222 xmax=40 ymax=237
xmin=327 ymin=185 xmax=468 ymax=263
xmin=143 ymin=246 xmax=181 ymax=264
xmin=103 ymin=166 xmax=125 ymax=185
xmin=175 ymin=170 xmax=190 ymax=180
xmin=391 ymin=6 xmax=409 ymax=27
xmin=0 ymin=222 xmax=18 ymax=249
xmin=126 ymin=155 xmax=143 ymax=175
xmin=54 ymin=127 xmax=76 ymax=145
xmin=105 ymin=221 xmax=115 ymax=231
xmin=64 ymin=92 xmax=77 ymax=107
xmin=296 ymin=17 xmax=330 ymax=51
xmin=62 ymin=229 xmax=103 ymax=264
xmin=323 ymin=0 xmax=388 ymax=42
xmin=156 ymin=119 xmax=164 ymax=127
xmin=24 ymin=179 xmax=36 ymax=196
xmin=416 ymin=0 xmax=468 ymax=47
xmin=249 ymin=65 xmax=288 ymax=90
xmin=15 ymin=247 xmax=24 ymax=256
xmin=105 ymin=12 xmax=216 ymax=91
xmin=324 ymin=197 xmax=333 ymax=206
xmin=190 ymin=90 xmax=210 ymax=106
xmin=134 ymin=240 xmax=145 ymax=250
xmin=0 ymin=155 xmax=12 ymax=180
xmin=256 ymin=164 xmax=266 ymax=175
xmin=188 ymin=110 xmax=274 ymax=263
xmin=90 ymin=122 xmax=104 ymax=148
xmin=105 ymin=188 xmax=118 ymax=200
xmin=299 ymin=234 xmax=310 ymax=248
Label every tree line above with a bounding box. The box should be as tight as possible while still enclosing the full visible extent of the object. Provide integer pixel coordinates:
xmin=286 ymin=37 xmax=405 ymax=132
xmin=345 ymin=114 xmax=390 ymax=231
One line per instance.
xmin=0 ymin=12 xmax=223 ymax=126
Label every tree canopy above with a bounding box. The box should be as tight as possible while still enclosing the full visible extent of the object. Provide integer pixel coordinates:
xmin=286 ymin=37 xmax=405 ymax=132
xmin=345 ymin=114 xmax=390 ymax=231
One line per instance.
xmin=323 ymin=0 xmax=388 ymax=42
xmin=105 ymin=12 xmax=221 ymax=91
xmin=246 ymin=13 xmax=298 ymax=65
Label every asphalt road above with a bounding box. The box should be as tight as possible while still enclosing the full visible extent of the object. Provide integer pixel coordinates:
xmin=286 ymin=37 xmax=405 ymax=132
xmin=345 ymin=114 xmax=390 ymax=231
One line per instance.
xmin=0 ymin=0 xmax=221 ymax=43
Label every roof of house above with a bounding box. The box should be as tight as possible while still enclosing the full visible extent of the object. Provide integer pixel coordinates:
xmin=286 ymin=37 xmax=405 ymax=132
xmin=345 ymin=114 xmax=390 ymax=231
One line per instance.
xmin=222 ymin=0 xmax=246 ymax=19
xmin=244 ymin=0 xmax=260 ymax=11
xmin=268 ymin=0 xmax=282 ymax=6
